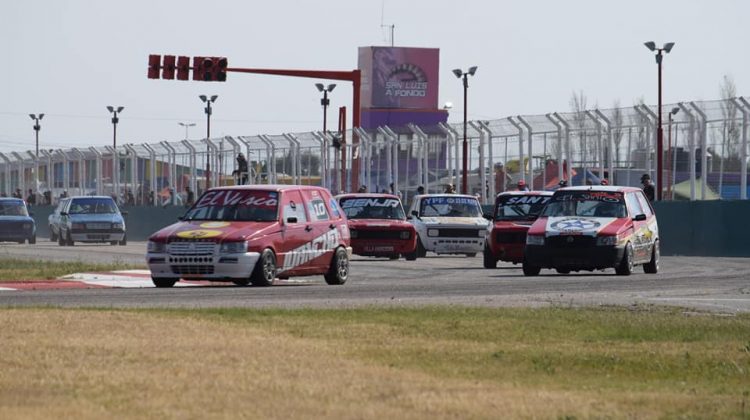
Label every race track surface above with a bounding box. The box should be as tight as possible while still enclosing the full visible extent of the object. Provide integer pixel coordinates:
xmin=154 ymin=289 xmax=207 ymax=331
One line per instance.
xmin=0 ymin=242 xmax=749 ymax=313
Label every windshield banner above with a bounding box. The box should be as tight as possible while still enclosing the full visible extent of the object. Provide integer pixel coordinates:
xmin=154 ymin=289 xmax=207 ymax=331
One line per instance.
xmin=195 ymin=190 xmax=278 ymax=208
xmin=340 ymin=198 xmax=400 ymax=208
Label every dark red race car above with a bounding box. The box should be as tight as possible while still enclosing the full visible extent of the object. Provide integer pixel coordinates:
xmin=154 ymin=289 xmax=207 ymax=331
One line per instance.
xmin=483 ymin=191 xmax=553 ymax=268
xmin=336 ymin=193 xmax=417 ymax=260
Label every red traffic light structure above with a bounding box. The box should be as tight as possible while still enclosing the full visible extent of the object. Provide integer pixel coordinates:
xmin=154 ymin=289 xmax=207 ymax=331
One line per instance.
xmin=147 ymin=54 xmax=363 ymax=191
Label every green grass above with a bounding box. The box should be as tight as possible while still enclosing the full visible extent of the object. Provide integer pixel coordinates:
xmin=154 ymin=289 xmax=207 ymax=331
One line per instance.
xmin=0 ymin=257 xmax=145 ymax=281
xmin=185 ymin=306 xmax=750 ymax=395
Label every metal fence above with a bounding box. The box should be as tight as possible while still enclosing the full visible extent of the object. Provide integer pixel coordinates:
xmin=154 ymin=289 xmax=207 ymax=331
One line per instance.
xmin=1 ymin=97 xmax=748 ymax=206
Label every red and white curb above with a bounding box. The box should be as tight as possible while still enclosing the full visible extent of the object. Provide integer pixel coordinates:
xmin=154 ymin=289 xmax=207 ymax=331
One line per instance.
xmin=0 ymin=270 xmax=220 ymax=291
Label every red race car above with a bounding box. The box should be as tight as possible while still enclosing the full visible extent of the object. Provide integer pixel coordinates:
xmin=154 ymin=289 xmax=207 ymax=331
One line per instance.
xmin=483 ymin=191 xmax=553 ymax=268
xmin=336 ymin=193 xmax=417 ymax=260
xmin=146 ymin=185 xmax=351 ymax=287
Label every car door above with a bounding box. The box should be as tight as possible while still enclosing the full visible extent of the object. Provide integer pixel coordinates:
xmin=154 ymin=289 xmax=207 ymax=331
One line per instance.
xmin=634 ymin=191 xmax=658 ymax=258
xmin=301 ymin=188 xmax=337 ymax=272
xmin=277 ymin=189 xmax=315 ymax=276
xmin=624 ymin=192 xmax=648 ymax=262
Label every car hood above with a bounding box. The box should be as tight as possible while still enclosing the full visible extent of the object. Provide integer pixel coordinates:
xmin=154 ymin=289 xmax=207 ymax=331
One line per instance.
xmin=416 ymin=216 xmax=488 ymax=227
xmin=69 ymin=213 xmax=123 ymax=223
xmin=150 ymin=220 xmax=279 ymax=242
xmin=347 ymin=219 xmax=412 ymax=229
xmin=543 ymin=216 xmax=620 ymax=237
xmin=0 ymin=215 xmax=35 ymax=223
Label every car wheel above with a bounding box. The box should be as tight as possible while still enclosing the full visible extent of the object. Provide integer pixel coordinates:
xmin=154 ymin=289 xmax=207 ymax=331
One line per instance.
xmin=643 ymin=240 xmax=659 ymax=274
xmin=483 ymin=245 xmax=497 ymax=269
xmin=28 ymin=235 xmax=36 ymax=245
xmin=50 ymin=227 xmax=57 ymax=242
xmin=324 ymin=247 xmax=349 ymax=285
xmin=152 ymin=278 xmax=176 ymax=288
xmin=110 ymin=241 xmax=118 ymax=246
xmin=250 ymin=248 xmax=276 ymax=287
xmin=615 ymin=242 xmax=634 ymax=276
xmin=522 ymin=260 xmax=541 ymax=276
xmin=119 ymin=233 xmax=127 ymax=246
xmin=66 ymin=231 xmax=75 ymax=246
xmin=416 ymin=238 xmax=427 ymax=258
xmin=58 ymin=230 xmax=66 ymax=246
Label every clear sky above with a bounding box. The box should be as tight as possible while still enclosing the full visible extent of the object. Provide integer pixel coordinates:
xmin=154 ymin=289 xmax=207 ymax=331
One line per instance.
xmin=1 ymin=0 xmax=746 ymax=153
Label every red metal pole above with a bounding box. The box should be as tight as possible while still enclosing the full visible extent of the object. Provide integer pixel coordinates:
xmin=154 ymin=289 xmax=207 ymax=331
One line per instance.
xmin=339 ymin=106 xmax=346 ymax=192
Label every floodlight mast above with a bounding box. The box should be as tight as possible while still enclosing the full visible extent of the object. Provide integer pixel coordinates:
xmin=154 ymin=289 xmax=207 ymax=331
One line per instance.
xmin=643 ymin=41 xmax=675 ymax=200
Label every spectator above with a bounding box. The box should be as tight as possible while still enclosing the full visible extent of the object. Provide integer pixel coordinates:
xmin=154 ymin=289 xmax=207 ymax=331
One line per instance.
xmin=357 ymin=185 xmax=367 ymax=193
xmin=417 ymin=185 xmax=425 ymax=195
xmin=558 ymin=179 xmax=568 ymax=188
xmin=26 ymin=189 xmax=36 ymax=205
xmin=444 ymin=184 xmax=456 ymax=194
xmin=516 ymin=179 xmax=529 ymax=192
xmin=641 ymin=173 xmax=655 ymax=202
xmin=236 ymin=153 xmax=249 ymax=185
xmin=60 ymin=190 xmax=69 ymax=199
xmin=185 ymin=185 xmax=195 ymax=207
xmin=13 ymin=188 xmax=22 ymax=199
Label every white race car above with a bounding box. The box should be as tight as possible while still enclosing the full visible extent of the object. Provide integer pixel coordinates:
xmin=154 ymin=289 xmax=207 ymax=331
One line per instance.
xmin=406 ymin=194 xmax=489 ymax=259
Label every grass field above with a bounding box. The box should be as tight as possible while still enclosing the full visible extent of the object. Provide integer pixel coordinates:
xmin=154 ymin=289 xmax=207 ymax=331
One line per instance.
xmin=0 ymin=258 xmax=144 ymax=282
xmin=0 ymin=306 xmax=748 ymax=419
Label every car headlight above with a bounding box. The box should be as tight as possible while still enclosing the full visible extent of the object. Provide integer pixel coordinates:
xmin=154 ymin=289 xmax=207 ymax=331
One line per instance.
xmin=526 ymin=235 xmax=545 ymax=246
xmin=350 ymin=229 xmax=358 ymax=239
xmin=477 ymin=229 xmax=487 ymax=237
xmin=220 ymin=241 xmax=248 ymax=254
xmin=427 ymin=228 xmax=439 ymax=237
xmin=399 ymin=230 xmax=411 ymax=239
xmin=147 ymin=241 xmax=166 ymax=253
xmin=596 ymin=236 xmax=618 ymax=246
xmin=113 ymin=222 xmax=124 ymax=230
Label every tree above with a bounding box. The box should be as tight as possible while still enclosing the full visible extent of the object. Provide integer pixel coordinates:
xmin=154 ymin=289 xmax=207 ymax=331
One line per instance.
xmin=611 ymin=100 xmax=624 ymax=166
xmin=569 ymin=90 xmax=588 ymax=165
xmin=719 ymin=75 xmax=740 ymax=173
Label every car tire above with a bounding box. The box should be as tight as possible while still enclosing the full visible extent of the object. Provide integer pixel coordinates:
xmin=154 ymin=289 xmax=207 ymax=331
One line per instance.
xmin=416 ymin=238 xmax=427 ymax=258
xmin=615 ymin=242 xmax=634 ymax=276
xmin=119 ymin=233 xmax=127 ymax=246
xmin=66 ymin=231 xmax=75 ymax=246
xmin=28 ymin=235 xmax=36 ymax=245
xmin=643 ymin=240 xmax=659 ymax=274
xmin=250 ymin=248 xmax=276 ymax=287
xmin=50 ymin=227 xmax=57 ymax=242
xmin=152 ymin=278 xmax=176 ymax=288
xmin=483 ymin=245 xmax=497 ymax=269
xmin=324 ymin=247 xmax=349 ymax=285
xmin=522 ymin=260 xmax=541 ymax=276
xmin=58 ymin=230 xmax=66 ymax=246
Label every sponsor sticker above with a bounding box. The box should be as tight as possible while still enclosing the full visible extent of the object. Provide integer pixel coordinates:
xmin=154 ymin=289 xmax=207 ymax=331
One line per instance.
xmin=549 ymin=218 xmax=601 ymax=232
xmin=200 ymin=222 xmax=230 ymax=228
xmin=340 ymin=198 xmax=400 ymax=208
xmin=176 ymin=229 xmax=223 ymax=239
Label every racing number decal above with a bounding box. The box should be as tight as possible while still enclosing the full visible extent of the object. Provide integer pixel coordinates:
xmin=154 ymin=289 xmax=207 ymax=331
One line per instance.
xmin=312 ymin=202 xmax=326 ymax=217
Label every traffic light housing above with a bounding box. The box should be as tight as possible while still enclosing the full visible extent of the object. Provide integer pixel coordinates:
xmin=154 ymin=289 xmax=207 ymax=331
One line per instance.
xmin=147 ymin=54 xmax=161 ymax=79
xmin=201 ymin=57 xmax=213 ymax=81
xmin=213 ymin=57 xmax=228 ymax=82
xmin=162 ymin=55 xmax=176 ymax=79
xmin=176 ymin=56 xmax=190 ymax=80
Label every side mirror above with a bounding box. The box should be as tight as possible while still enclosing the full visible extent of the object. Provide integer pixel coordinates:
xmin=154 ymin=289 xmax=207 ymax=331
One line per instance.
xmin=60 ymin=211 xmax=68 ymax=216
xmin=633 ymin=214 xmax=647 ymax=221
xmin=286 ymin=216 xmax=298 ymax=224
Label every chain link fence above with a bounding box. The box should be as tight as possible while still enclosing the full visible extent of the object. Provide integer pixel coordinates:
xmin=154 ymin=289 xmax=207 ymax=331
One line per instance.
xmin=1 ymin=97 xmax=747 ymax=206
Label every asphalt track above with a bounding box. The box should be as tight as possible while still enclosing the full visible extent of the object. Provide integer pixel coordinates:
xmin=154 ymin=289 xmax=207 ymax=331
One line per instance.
xmin=0 ymin=241 xmax=749 ymax=313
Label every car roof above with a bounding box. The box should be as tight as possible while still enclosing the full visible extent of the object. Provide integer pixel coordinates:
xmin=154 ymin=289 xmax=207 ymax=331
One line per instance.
xmin=335 ymin=193 xmax=401 ymax=200
xmin=497 ymin=190 xmax=554 ymax=197
xmin=0 ymin=197 xmax=25 ymax=203
xmin=208 ymin=184 xmax=323 ymax=193
xmin=69 ymin=195 xmax=116 ymax=200
xmin=556 ymin=185 xmax=641 ymax=193
xmin=415 ymin=194 xmax=479 ymax=199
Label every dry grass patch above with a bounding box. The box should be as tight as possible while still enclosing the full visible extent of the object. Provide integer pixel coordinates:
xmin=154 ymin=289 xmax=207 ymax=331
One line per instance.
xmin=0 ymin=307 xmax=748 ymax=419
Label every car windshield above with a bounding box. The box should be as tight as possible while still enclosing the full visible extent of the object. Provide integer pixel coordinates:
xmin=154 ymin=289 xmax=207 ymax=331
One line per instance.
xmin=419 ymin=196 xmax=482 ymax=217
xmin=0 ymin=201 xmax=28 ymax=216
xmin=541 ymin=191 xmax=627 ymax=218
xmin=495 ymin=195 xmax=551 ymax=221
xmin=68 ymin=198 xmax=118 ymax=214
xmin=339 ymin=197 xmax=406 ymax=220
xmin=184 ymin=189 xmax=279 ymax=222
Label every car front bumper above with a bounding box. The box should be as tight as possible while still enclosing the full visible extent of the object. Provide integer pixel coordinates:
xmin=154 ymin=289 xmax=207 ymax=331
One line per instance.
xmin=424 ymin=236 xmax=485 ymax=254
xmin=524 ymin=244 xmax=625 ymax=270
xmin=71 ymin=231 xmax=126 ymax=242
xmin=147 ymin=251 xmax=261 ymax=280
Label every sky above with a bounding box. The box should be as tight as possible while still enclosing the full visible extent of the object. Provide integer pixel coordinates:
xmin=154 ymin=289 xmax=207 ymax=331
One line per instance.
xmin=1 ymin=0 xmax=747 ymax=153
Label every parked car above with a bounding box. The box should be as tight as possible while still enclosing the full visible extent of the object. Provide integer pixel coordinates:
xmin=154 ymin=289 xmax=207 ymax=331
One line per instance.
xmin=57 ymin=196 xmax=127 ymax=246
xmin=146 ymin=185 xmax=352 ymax=287
xmin=0 ymin=198 xmax=36 ymax=244
xmin=336 ymin=193 xmax=417 ymax=260
xmin=48 ymin=197 xmax=70 ymax=242
xmin=483 ymin=191 xmax=553 ymax=268
xmin=406 ymin=194 xmax=489 ymax=258
xmin=523 ymin=185 xmax=659 ymax=276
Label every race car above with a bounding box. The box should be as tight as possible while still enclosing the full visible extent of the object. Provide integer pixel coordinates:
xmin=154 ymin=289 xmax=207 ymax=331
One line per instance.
xmin=146 ymin=185 xmax=351 ymax=287
xmin=406 ymin=194 xmax=489 ymax=258
xmin=483 ymin=190 xmax=553 ymax=268
xmin=523 ymin=185 xmax=659 ymax=276
xmin=336 ymin=193 xmax=417 ymax=260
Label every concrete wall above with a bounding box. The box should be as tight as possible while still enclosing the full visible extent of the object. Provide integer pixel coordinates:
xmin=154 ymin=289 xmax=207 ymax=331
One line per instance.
xmin=31 ymin=201 xmax=750 ymax=257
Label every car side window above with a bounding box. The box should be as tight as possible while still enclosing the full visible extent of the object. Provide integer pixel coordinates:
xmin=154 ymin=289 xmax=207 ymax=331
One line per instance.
xmin=625 ymin=192 xmax=643 ymax=217
xmin=635 ymin=192 xmax=653 ymax=217
xmin=308 ymin=198 xmax=330 ymax=221
xmin=282 ymin=191 xmax=308 ymax=223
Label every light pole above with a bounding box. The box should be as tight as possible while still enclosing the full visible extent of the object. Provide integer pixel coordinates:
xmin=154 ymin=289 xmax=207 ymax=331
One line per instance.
xmin=666 ymin=107 xmax=680 ymax=200
xmin=200 ymin=95 xmax=218 ymax=189
xmin=107 ymin=106 xmax=124 ymax=198
xmin=315 ymin=83 xmax=336 ymax=134
xmin=644 ymin=41 xmax=674 ymax=201
xmin=29 ymin=113 xmax=44 ymax=198
xmin=452 ymin=66 xmax=478 ymax=194
xmin=178 ymin=122 xmax=196 ymax=140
